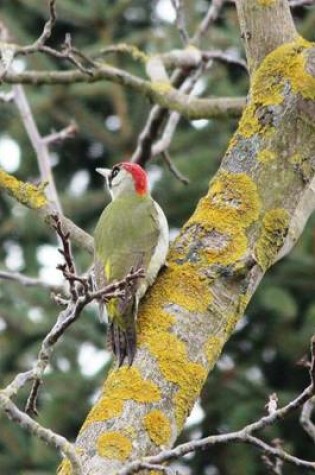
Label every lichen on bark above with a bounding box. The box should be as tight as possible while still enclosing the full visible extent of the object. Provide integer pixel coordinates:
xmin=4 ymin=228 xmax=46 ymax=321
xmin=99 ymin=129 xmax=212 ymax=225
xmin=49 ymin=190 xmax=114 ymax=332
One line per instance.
xmin=58 ymin=31 xmax=315 ymax=475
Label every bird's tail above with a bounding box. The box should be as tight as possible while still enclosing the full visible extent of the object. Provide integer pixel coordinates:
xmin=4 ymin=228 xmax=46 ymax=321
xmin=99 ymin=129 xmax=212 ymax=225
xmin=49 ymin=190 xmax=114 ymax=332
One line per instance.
xmin=107 ymin=318 xmax=137 ymax=367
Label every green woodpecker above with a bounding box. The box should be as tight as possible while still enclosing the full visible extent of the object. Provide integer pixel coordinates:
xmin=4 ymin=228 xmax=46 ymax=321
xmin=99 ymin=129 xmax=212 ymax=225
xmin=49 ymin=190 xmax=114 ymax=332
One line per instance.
xmin=94 ymin=162 xmax=169 ymax=366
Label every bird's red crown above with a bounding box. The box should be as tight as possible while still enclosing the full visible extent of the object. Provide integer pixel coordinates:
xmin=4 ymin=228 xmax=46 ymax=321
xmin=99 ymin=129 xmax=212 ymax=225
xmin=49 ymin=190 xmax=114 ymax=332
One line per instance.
xmin=121 ymin=162 xmax=148 ymax=195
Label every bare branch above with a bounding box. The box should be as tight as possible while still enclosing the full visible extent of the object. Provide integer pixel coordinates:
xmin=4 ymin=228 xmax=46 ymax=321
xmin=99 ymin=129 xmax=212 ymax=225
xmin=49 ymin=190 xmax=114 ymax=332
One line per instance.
xmin=0 ymin=19 xmax=63 ymax=212
xmin=300 ymin=397 xmax=315 ymax=442
xmin=25 ymin=379 xmax=42 ymax=417
xmin=0 ymin=169 xmax=94 ymax=254
xmin=192 ymin=0 xmax=226 ymax=45
xmin=262 ymin=441 xmax=284 ymax=475
xmin=30 ymin=0 xmax=57 ymax=50
xmin=96 ymin=43 xmax=148 ymax=63
xmin=131 ymin=0 xmax=230 ymax=166
xmin=0 ymin=269 xmax=62 ymax=293
xmin=3 ymin=68 xmax=245 ymax=119
xmin=162 ymin=151 xmax=190 ymax=185
xmin=152 ymin=64 xmax=206 ymax=159
xmin=202 ymin=49 xmax=248 ymax=71
xmin=13 ymin=84 xmax=63 ymax=213
xmin=52 ymin=214 xmax=78 ymax=300
xmin=42 ymin=121 xmax=78 ymax=145
xmin=0 ymin=393 xmax=83 ymax=475
xmin=170 ymin=0 xmax=190 ymax=45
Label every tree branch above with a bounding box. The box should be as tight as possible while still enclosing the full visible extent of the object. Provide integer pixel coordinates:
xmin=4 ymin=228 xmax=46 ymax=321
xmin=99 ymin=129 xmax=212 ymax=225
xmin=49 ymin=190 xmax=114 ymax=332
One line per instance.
xmin=0 ymin=394 xmax=84 ymax=475
xmin=62 ymin=25 xmax=315 ymax=475
xmin=0 ymin=169 xmax=94 ymax=254
xmin=171 ymin=0 xmax=190 ymax=45
xmin=192 ymin=0 xmax=226 ymax=45
xmin=235 ymin=0 xmax=297 ymax=73
xmin=300 ymin=396 xmax=315 ymax=442
xmin=2 ymin=68 xmax=245 ymax=120
xmin=13 ymin=84 xmax=63 ymax=212
xmin=0 ymin=269 xmax=63 ymax=293
xmin=119 ymin=337 xmax=315 ymax=474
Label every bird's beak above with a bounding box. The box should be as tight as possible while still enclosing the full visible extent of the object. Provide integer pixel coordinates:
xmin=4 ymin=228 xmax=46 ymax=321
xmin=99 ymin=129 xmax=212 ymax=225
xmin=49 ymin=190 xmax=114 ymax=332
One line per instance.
xmin=96 ymin=168 xmax=111 ymax=179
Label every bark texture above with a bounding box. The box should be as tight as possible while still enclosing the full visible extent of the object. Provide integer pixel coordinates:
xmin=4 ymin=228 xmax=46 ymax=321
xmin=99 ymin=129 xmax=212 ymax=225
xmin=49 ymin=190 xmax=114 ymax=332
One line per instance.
xmin=57 ymin=3 xmax=315 ymax=473
xmin=235 ymin=0 xmax=296 ymax=73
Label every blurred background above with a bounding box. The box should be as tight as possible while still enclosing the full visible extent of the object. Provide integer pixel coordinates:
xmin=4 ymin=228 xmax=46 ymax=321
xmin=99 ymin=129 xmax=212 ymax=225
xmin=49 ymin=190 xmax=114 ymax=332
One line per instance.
xmin=0 ymin=1 xmax=315 ymax=474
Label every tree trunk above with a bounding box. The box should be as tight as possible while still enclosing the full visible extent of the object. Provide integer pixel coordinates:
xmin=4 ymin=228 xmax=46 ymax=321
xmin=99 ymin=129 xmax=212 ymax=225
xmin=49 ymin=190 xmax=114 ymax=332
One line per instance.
xmin=58 ymin=1 xmax=315 ymax=473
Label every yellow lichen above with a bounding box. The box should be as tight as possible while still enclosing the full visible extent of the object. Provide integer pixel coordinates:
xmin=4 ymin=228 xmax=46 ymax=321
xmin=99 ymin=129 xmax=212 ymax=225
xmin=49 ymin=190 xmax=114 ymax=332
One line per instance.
xmin=144 ymin=410 xmax=172 ymax=446
xmin=257 ymin=149 xmax=276 ymax=163
xmin=140 ymin=261 xmax=211 ymax=320
xmin=255 ymin=208 xmax=290 ymax=270
xmin=203 ymin=221 xmax=247 ymax=265
xmin=151 ymin=81 xmax=173 ymax=95
xmin=81 ymin=367 xmax=161 ymax=431
xmin=187 ymin=204 xmax=248 ymax=266
xmin=204 ymin=336 xmax=225 ymax=366
xmin=231 ymin=37 xmax=315 ymax=144
xmin=110 ymin=43 xmax=148 ymax=63
xmin=57 ymin=449 xmax=85 ymax=475
xmin=97 ymin=432 xmax=132 ymax=460
xmin=208 ymin=172 xmax=261 ymax=227
xmin=182 ymin=172 xmax=260 ymax=267
xmin=288 ymin=153 xmax=311 ymax=181
xmin=140 ymin=323 xmax=207 ymax=428
xmin=236 ymin=103 xmax=261 ymax=139
xmin=135 ymin=259 xmax=211 ymax=429
xmin=154 ymin=264 xmax=211 ymax=313
xmin=0 ymin=170 xmax=47 ymax=209
xmin=257 ymin=0 xmax=276 ymax=6
xmin=289 ymin=153 xmax=302 ymax=165
xmin=57 ymin=459 xmax=72 ymax=475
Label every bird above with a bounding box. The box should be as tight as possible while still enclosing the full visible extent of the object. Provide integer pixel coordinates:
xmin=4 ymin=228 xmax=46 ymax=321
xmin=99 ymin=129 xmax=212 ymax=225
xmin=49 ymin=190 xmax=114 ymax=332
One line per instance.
xmin=94 ymin=162 xmax=169 ymax=366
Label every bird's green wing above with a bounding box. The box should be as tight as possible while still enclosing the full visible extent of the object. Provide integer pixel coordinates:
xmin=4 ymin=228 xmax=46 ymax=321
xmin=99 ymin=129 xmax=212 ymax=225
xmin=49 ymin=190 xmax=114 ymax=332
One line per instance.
xmin=94 ymin=194 xmax=159 ymax=284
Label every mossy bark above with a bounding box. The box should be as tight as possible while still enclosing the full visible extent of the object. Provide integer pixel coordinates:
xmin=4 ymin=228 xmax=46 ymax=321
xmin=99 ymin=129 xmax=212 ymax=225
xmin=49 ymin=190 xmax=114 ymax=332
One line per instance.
xmin=0 ymin=169 xmax=94 ymax=254
xmin=58 ymin=31 xmax=315 ymax=474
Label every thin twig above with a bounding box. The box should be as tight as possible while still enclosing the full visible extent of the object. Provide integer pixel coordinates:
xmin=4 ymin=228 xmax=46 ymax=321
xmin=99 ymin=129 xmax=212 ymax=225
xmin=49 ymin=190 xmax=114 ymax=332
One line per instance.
xmin=192 ymin=0 xmax=225 ymax=45
xmin=0 ymin=393 xmax=83 ymax=475
xmin=152 ymin=64 xmax=205 ymax=158
xmin=131 ymin=0 xmax=227 ymax=166
xmin=25 ymin=378 xmax=42 ymax=416
xmin=52 ymin=214 xmax=77 ymax=299
xmin=0 ymin=270 xmax=62 ymax=292
xmin=202 ymin=49 xmax=248 ymax=71
xmin=162 ymin=151 xmax=190 ymax=185
xmin=261 ymin=439 xmax=284 ymax=475
xmin=31 ymin=0 xmax=57 ymax=50
xmin=171 ymin=0 xmax=190 ymax=45
xmin=42 ymin=121 xmax=78 ymax=145
xmin=13 ymin=84 xmax=63 ymax=213
xmin=300 ymin=396 xmax=315 ymax=442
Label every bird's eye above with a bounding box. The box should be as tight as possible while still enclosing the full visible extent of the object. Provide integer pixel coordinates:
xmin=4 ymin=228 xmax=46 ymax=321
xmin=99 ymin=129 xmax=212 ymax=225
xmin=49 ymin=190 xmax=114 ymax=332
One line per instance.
xmin=111 ymin=167 xmax=120 ymax=180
